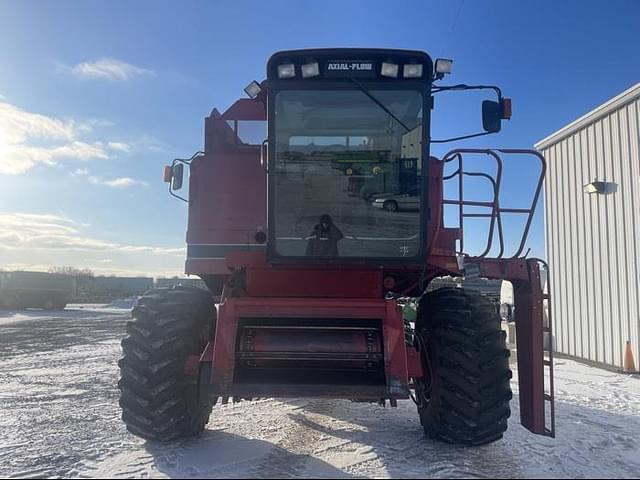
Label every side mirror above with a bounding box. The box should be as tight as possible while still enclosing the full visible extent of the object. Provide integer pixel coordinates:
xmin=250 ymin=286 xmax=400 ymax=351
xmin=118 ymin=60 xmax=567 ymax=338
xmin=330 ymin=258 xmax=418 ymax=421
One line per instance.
xmin=482 ymin=98 xmax=511 ymax=133
xmin=171 ymin=163 xmax=184 ymax=190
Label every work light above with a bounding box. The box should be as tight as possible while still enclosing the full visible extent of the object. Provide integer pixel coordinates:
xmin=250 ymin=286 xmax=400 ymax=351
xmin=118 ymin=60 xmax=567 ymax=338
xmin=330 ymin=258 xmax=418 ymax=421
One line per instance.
xmin=244 ymin=81 xmax=262 ymax=99
xmin=381 ymin=62 xmax=399 ymax=78
xmin=278 ymin=63 xmax=296 ymax=78
xmin=403 ymin=64 xmax=423 ymax=78
xmin=434 ymin=58 xmax=453 ymax=75
xmin=301 ymin=62 xmax=320 ymax=78
xmin=583 ymin=181 xmax=606 ymax=194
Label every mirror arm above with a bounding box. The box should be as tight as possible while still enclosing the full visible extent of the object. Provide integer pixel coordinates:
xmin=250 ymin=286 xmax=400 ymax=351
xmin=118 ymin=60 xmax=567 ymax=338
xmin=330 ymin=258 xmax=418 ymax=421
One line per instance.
xmin=168 ymin=151 xmax=204 ymax=203
xmin=432 ymin=84 xmax=503 ymax=100
xmin=431 ymin=131 xmax=492 ymax=144
xmin=169 ymin=182 xmax=188 ymax=202
xmin=430 ymin=84 xmax=509 ymax=140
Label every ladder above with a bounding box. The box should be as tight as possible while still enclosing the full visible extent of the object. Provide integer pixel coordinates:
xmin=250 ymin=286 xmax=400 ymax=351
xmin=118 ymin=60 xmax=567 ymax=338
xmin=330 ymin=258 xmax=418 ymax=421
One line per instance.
xmin=537 ymin=258 xmax=556 ymax=437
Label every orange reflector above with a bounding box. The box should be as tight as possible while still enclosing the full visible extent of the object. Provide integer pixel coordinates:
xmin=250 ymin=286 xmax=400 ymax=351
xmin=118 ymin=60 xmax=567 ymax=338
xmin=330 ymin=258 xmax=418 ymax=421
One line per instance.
xmin=163 ymin=165 xmax=173 ymax=183
xmin=502 ymin=98 xmax=512 ymax=120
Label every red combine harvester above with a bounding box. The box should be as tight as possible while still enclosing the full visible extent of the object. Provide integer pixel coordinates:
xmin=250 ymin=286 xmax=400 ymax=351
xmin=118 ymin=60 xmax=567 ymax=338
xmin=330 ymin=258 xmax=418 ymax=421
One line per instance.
xmin=118 ymin=48 xmax=554 ymax=445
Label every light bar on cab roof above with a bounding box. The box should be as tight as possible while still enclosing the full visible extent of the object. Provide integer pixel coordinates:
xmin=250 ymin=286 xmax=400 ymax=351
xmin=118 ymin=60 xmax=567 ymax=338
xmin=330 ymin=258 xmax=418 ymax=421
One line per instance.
xmin=403 ymin=64 xmax=423 ymax=78
xmin=277 ymin=63 xmax=296 ymax=79
xmin=380 ymin=62 xmax=399 ymax=78
xmin=301 ymin=62 xmax=320 ymax=78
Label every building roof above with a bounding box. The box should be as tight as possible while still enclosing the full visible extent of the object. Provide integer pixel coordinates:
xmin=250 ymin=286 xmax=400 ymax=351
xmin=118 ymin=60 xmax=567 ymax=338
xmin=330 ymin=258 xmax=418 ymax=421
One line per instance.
xmin=535 ymin=82 xmax=640 ymax=150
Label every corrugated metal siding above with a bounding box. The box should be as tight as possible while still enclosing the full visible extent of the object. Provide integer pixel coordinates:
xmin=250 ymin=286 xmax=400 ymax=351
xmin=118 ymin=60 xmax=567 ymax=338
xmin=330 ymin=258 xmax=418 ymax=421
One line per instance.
xmin=541 ymin=97 xmax=640 ymax=369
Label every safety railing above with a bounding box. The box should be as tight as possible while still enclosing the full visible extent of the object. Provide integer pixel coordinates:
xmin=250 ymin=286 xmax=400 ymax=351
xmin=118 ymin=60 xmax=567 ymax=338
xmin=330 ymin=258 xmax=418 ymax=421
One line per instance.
xmin=441 ymin=149 xmax=546 ymax=259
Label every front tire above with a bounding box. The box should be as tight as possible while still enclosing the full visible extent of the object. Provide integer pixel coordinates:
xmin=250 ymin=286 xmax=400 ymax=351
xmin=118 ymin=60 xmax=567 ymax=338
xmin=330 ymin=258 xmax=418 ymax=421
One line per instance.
xmin=118 ymin=286 xmax=215 ymax=441
xmin=415 ymin=287 xmax=512 ymax=445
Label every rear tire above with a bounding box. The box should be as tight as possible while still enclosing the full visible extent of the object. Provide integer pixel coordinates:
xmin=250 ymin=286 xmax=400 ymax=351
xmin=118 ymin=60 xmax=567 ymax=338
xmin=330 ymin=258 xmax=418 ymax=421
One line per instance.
xmin=118 ymin=286 xmax=216 ymax=441
xmin=415 ymin=287 xmax=512 ymax=445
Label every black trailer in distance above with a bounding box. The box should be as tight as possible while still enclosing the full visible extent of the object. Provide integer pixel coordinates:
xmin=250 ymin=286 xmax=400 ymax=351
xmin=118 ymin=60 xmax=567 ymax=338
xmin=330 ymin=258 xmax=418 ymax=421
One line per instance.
xmin=0 ymin=271 xmax=76 ymax=310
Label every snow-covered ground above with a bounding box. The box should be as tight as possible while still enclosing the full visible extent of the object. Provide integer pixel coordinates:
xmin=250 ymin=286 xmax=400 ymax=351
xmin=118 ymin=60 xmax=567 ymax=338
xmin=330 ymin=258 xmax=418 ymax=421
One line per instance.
xmin=0 ymin=305 xmax=639 ymax=478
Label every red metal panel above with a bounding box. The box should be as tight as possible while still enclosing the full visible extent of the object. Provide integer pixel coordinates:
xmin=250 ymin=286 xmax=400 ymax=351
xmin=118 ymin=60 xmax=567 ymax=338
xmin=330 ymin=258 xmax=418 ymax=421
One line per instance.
xmin=383 ymin=299 xmax=409 ymax=396
xmin=207 ymin=297 xmax=411 ymax=398
xmin=185 ymin=258 xmax=228 ymax=275
xmin=225 ymin=251 xmax=268 ymax=268
xmin=221 ymin=98 xmax=267 ymax=121
xmin=513 ymin=260 xmax=546 ymax=434
xmin=427 ymin=255 xmax=534 ymax=282
xmin=405 ymin=346 xmax=424 ymax=378
xmin=186 ymin=151 xmax=266 ymax=252
xmin=187 ymin=152 xmax=266 ymax=238
xmin=246 ymin=268 xmax=383 ymax=298
xmin=232 ymin=297 xmax=387 ymax=318
xmin=210 ymin=299 xmax=240 ymax=392
xmin=476 ymin=257 xmax=532 ymax=281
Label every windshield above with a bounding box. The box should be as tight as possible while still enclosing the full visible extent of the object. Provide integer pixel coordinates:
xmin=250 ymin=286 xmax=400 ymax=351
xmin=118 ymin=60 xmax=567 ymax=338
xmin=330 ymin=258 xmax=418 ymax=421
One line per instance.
xmin=272 ymin=88 xmax=424 ymax=259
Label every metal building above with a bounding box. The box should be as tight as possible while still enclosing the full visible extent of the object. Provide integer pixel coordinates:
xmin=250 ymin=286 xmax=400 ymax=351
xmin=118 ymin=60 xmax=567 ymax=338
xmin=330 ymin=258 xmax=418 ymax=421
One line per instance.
xmin=535 ymin=82 xmax=640 ymax=371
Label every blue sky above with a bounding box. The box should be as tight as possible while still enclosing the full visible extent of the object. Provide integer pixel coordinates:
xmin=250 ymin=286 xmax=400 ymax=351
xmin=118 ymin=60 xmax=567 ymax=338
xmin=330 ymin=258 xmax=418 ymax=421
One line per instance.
xmin=0 ymin=0 xmax=638 ymax=276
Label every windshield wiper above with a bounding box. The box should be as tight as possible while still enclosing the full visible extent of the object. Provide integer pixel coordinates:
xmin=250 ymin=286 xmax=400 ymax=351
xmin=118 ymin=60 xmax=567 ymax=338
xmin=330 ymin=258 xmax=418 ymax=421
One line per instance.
xmin=349 ymin=78 xmax=411 ymax=132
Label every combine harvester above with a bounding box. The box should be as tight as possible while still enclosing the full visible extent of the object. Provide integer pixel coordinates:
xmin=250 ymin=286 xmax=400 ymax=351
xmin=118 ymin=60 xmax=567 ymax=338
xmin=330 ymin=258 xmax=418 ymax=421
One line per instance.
xmin=118 ymin=48 xmax=554 ymax=445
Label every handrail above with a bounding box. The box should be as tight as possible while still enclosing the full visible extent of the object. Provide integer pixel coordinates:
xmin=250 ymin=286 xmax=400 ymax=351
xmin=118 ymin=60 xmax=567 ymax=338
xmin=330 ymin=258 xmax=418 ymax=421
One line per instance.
xmin=497 ymin=149 xmax=546 ymax=258
xmin=439 ymin=148 xmax=545 ymax=259
xmin=441 ymin=149 xmax=503 ymax=258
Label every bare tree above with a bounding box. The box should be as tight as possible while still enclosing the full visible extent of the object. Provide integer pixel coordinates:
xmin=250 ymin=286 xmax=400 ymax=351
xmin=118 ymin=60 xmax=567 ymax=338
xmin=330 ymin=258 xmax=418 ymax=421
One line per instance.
xmin=48 ymin=266 xmax=94 ymax=277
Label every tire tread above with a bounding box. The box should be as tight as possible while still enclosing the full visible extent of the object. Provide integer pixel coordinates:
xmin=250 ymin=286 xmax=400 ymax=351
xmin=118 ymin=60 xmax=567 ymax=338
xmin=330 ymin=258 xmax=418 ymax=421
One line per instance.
xmin=416 ymin=287 xmax=512 ymax=446
xmin=118 ymin=286 xmax=215 ymax=441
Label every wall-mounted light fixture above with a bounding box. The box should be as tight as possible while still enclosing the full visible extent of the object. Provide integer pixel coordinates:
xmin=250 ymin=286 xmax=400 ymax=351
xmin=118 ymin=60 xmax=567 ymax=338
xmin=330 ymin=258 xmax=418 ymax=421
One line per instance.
xmin=583 ymin=180 xmax=607 ymax=194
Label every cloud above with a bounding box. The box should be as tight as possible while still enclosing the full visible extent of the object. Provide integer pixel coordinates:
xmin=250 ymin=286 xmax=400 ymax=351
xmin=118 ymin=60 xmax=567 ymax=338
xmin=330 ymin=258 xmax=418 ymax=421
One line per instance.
xmin=0 ymin=101 xmax=76 ymax=142
xmin=68 ymin=58 xmax=155 ymax=81
xmin=107 ymin=141 xmax=131 ymax=153
xmin=0 ymin=212 xmax=183 ymax=256
xmin=0 ymin=212 xmax=185 ymax=276
xmin=0 ymin=101 xmax=112 ymax=175
xmin=84 ymin=118 xmax=116 ymax=129
xmin=120 ymin=135 xmax=175 ymax=155
xmin=89 ymin=176 xmax=148 ymax=188
xmin=103 ymin=177 xmax=148 ymax=188
xmin=0 ymin=213 xmax=83 ymax=237
xmin=71 ymin=167 xmax=89 ymax=176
